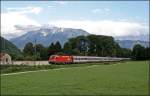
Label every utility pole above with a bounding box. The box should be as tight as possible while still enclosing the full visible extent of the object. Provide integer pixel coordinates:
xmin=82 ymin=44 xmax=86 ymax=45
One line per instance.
xmin=101 ymin=47 xmax=103 ymax=56
xmin=94 ymin=44 xmax=97 ymax=56
xmin=34 ymin=38 xmax=36 ymax=65
xmin=3 ymin=37 xmax=5 ymax=53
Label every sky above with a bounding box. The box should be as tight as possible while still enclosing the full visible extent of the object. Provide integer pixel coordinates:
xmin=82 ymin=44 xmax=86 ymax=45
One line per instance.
xmin=1 ymin=1 xmax=149 ymax=39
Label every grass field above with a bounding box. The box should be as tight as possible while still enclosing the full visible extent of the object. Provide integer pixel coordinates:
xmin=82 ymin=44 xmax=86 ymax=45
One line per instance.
xmin=1 ymin=61 xmax=149 ymax=95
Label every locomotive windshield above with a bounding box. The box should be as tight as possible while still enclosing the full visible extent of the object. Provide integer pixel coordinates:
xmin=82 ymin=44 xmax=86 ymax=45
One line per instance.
xmin=50 ymin=55 xmax=56 ymax=59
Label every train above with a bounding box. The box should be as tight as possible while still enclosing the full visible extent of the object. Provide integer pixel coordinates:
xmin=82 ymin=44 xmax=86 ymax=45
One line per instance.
xmin=48 ymin=55 xmax=130 ymax=64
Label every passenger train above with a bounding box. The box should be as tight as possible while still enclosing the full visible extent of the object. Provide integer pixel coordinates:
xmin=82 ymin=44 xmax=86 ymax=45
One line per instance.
xmin=48 ymin=55 xmax=130 ymax=64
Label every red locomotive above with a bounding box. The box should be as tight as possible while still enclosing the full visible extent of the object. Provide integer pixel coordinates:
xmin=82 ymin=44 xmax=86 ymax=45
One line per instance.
xmin=48 ymin=55 xmax=130 ymax=64
xmin=49 ymin=55 xmax=73 ymax=64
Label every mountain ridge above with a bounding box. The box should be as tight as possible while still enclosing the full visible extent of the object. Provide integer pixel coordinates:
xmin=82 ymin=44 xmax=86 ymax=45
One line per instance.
xmin=10 ymin=26 xmax=90 ymax=49
xmin=9 ymin=25 xmax=149 ymax=49
xmin=116 ymin=40 xmax=149 ymax=49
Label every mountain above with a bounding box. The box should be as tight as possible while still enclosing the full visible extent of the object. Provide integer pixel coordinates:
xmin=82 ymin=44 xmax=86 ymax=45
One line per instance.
xmin=115 ymin=34 xmax=149 ymax=42
xmin=0 ymin=36 xmax=21 ymax=54
xmin=10 ymin=25 xmax=90 ymax=49
xmin=9 ymin=25 xmax=149 ymax=49
xmin=116 ymin=40 xmax=149 ymax=49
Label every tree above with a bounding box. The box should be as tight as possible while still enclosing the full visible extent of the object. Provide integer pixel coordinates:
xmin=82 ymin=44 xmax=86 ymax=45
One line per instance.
xmin=120 ymin=48 xmax=132 ymax=58
xmin=47 ymin=43 xmax=56 ymax=56
xmin=55 ymin=41 xmax=62 ymax=52
xmin=145 ymin=47 xmax=150 ymax=59
xmin=34 ymin=44 xmax=47 ymax=60
xmin=132 ymin=44 xmax=146 ymax=60
xmin=23 ymin=42 xmax=34 ymax=55
xmin=63 ymin=42 xmax=72 ymax=54
xmin=87 ymin=35 xmax=118 ymax=56
xmin=87 ymin=35 xmax=98 ymax=56
xmin=64 ymin=35 xmax=122 ymax=57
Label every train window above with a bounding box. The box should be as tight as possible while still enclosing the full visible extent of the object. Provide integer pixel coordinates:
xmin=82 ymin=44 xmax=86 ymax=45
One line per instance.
xmin=76 ymin=58 xmax=79 ymax=60
xmin=55 ymin=57 xmax=58 ymax=59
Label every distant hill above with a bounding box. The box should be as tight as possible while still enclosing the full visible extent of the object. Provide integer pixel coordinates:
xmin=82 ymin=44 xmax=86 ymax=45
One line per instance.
xmin=0 ymin=36 xmax=21 ymax=55
xmin=116 ymin=40 xmax=149 ymax=49
xmin=115 ymin=34 xmax=149 ymax=42
xmin=10 ymin=25 xmax=90 ymax=49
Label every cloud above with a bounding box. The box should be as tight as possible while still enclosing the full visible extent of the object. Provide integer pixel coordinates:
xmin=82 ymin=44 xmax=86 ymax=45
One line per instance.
xmin=53 ymin=1 xmax=68 ymax=5
xmin=6 ymin=6 xmax=43 ymax=14
xmin=49 ymin=20 xmax=149 ymax=36
xmin=92 ymin=8 xmax=110 ymax=14
xmin=1 ymin=6 xmax=42 ymax=39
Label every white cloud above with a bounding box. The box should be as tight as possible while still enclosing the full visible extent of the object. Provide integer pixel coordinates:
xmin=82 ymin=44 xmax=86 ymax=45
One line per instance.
xmin=53 ymin=1 xmax=68 ymax=5
xmin=29 ymin=6 xmax=42 ymax=14
xmin=1 ymin=6 xmax=42 ymax=39
xmin=92 ymin=8 xmax=110 ymax=14
xmin=49 ymin=20 xmax=149 ymax=36
xmin=6 ymin=6 xmax=43 ymax=14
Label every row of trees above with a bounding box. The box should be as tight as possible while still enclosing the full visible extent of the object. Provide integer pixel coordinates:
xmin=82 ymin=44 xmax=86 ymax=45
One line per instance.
xmin=18 ymin=35 xmax=149 ymax=60
xmin=63 ymin=35 xmax=132 ymax=57
xmin=132 ymin=44 xmax=150 ymax=60
xmin=21 ymin=41 xmax=62 ymax=60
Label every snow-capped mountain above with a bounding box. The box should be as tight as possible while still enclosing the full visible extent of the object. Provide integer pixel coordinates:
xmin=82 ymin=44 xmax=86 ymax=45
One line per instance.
xmin=10 ymin=25 xmax=90 ymax=49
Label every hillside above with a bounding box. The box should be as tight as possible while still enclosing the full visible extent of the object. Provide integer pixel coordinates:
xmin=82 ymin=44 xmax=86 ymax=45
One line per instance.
xmin=116 ymin=40 xmax=149 ymax=49
xmin=115 ymin=34 xmax=149 ymax=42
xmin=10 ymin=25 xmax=90 ymax=49
xmin=0 ymin=36 xmax=21 ymax=55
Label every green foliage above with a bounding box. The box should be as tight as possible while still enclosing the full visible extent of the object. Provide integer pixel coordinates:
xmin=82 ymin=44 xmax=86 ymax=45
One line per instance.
xmin=47 ymin=42 xmax=56 ymax=56
xmin=55 ymin=41 xmax=62 ymax=52
xmin=64 ymin=35 xmax=122 ymax=56
xmin=0 ymin=65 xmax=52 ymax=74
xmin=10 ymin=54 xmax=24 ymax=60
xmin=0 ymin=62 xmax=111 ymax=74
xmin=23 ymin=55 xmax=35 ymax=61
xmin=145 ymin=47 xmax=150 ymax=59
xmin=22 ymin=41 xmax=63 ymax=60
xmin=132 ymin=44 xmax=147 ymax=60
xmin=34 ymin=44 xmax=48 ymax=60
xmin=63 ymin=42 xmax=72 ymax=54
xmin=23 ymin=42 xmax=34 ymax=55
xmin=0 ymin=36 xmax=21 ymax=59
xmin=47 ymin=41 xmax=62 ymax=56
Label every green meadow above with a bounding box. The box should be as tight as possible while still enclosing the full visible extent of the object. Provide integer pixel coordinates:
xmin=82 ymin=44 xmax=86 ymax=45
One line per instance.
xmin=1 ymin=61 xmax=149 ymax=95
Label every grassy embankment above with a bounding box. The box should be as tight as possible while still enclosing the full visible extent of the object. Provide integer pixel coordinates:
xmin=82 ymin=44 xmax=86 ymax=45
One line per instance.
xmin=0 ymin=61 xmax=119 ymax=74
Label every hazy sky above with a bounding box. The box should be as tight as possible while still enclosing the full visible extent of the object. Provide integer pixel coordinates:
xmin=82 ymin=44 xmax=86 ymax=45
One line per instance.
xmin=1 ymin=1 xmax=149 ymax=39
